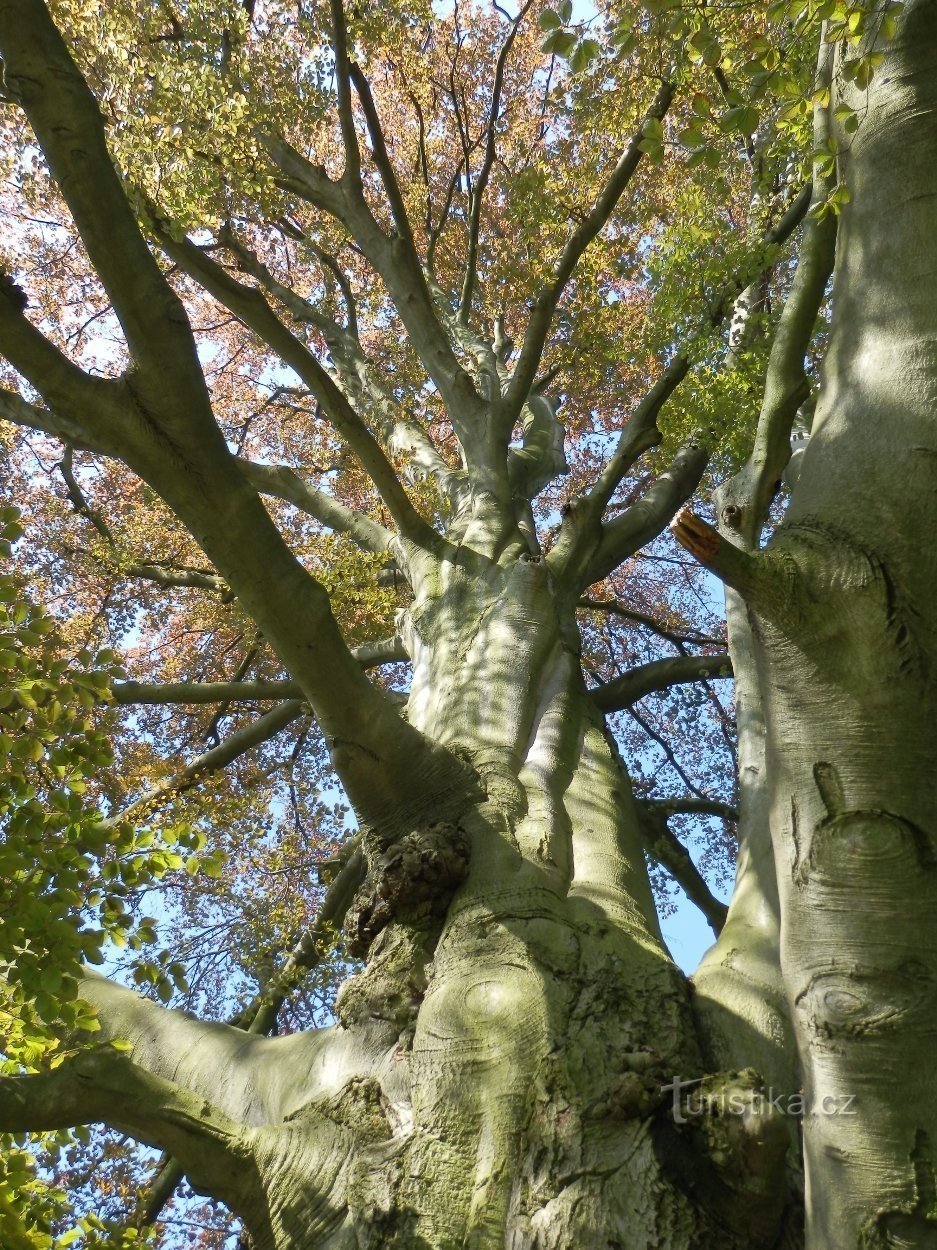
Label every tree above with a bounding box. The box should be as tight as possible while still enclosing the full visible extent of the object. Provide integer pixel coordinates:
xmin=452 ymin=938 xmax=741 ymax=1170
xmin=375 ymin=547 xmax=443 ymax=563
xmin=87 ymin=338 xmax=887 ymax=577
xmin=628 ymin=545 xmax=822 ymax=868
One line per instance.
xmin=0 ymin=0 xmax=926 ymax=1245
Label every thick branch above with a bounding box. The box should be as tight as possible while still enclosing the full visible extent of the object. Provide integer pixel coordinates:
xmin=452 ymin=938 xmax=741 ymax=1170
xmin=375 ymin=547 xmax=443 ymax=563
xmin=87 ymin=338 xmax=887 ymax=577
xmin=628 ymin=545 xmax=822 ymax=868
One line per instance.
xmin=580 ymin=442 xmax=709 ymax=586
xmin=508 ymin=392 xmax=569 ymax=500
xmin=0 ymin=1049 xmax=247 ymax=1172
xmin=0 ymin=0 xmax=211 ymax=425
xmin=136 ymin=842 xmax=368 ymax=1228
xmin=592 ymin=653 xmax=731 ymax=713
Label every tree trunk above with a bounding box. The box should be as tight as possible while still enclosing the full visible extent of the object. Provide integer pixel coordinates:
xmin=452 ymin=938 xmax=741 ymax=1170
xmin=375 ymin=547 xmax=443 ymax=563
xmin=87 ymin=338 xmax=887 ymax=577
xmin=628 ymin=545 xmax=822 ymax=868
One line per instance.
xmin=60 ymin=553 xmax=793 ymax=1249
xmin=744 ymin=5 xmax=937 ymax=1243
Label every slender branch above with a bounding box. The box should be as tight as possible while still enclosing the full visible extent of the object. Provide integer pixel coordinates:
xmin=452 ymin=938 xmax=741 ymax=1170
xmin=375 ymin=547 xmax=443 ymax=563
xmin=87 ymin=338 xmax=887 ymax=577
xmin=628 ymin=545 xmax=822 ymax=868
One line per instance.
xmin=238 ymin=460 xmax=394 ymax=555
xmin=497 ymin=81 xmax=675 ymax=429
xmin=578 ymin=181 xmax=815 ymax=527
xmin=100 ymin=700 xmax=306 ymax=830
xmin=222 ymin=232 xmax=451 ymax=484
xmin=114 ymin=678 xmax=302 ymax=705
xmin=150 ymin=224 xmax=435 ymax=549
xmin=330 ymin=0 xmax=363 ymax=187
xmin=126 ymin=563 xmax=232 ymax=597
xmin=627 ymin=703 xmax=706 ymax=800
xmin=349 ymin=62 xmax=419 ymax=254
xmin=638 ymin=806 xmax=728 ymax=936
xmin=720 ymin=50 xmax=837 ymax=546
xmin=240 ymin=845 xmax=365 ymax=1035
xmin=112 ymin=638 xmax=408 ymax=704
xmin=592 ymin=653 xmax=731 ymax=714
xmin=264 ymin=139 xmax=493 ymax=465
xmin=644 ymin=797 xmax=738 ymax=822
xmin=457 ymin=0 xmax=535 ymax=322
xmin=0 ymin=387 xmax=106 ymax=454
xmin=577 ymin=598 xmax=725 ymax=649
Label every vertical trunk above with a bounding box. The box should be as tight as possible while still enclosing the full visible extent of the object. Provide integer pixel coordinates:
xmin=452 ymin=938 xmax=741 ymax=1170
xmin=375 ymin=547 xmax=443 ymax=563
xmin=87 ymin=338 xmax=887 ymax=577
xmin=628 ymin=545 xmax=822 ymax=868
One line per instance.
xmin=210 ymin=552 xmax=792 ymax=1248
xmin=754 ymin=5 xmax=937 ymax=1243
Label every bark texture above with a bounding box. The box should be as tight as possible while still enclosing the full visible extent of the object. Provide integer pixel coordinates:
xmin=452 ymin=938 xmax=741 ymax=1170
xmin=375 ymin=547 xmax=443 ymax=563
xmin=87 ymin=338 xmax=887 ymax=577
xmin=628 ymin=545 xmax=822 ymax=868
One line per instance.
xmin=741 ymin=6 xmax=937 ymax=1244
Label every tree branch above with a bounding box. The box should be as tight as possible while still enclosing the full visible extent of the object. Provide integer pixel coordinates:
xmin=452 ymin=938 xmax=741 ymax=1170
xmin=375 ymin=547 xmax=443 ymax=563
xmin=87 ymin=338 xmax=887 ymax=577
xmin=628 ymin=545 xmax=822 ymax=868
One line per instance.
xmin=497 ymin=81 xmax=675 ymax=430
xmin=135 ymin=841 xmax=368 ymax=1229
xmin=0 ymin=0 xmax=212 ymax=432
xmin=222 ymin=231 xmax=452 ymax=486
xmin=125 ymin=563 xmax=232 ymax=597
xmin=112 ymin=638 xmax=408 ymax=704
xmin=576 ymin=598 xmax=725 ymax=649
xmin=571 ymin=180 xmax=815 ymax=539
xmin=718 ymin=53 xmax=837 ymax=546
xmin=150 ymin=223 xmax=436 ymax=549
xmin=457 ymin=0 xmax=535 ymax=323
xmin=591 ymin=653 xmax=731 ymax=714
xmin=638 ymin=805 xmax=728 ymax=936
xmin=238 ymin=460 xmax=394 ymax=555
xmin=100 ymin=700 xmax=306 ymax=830
xmin=329 ymin=0 xmax=363 ymax=188
xmin=0 ymin=384 xmax=105 ymax=454
xmin=579 ymin=441 xmax=710 ymax=587
xmin=264 ymin=139 xmax=493 ymax=469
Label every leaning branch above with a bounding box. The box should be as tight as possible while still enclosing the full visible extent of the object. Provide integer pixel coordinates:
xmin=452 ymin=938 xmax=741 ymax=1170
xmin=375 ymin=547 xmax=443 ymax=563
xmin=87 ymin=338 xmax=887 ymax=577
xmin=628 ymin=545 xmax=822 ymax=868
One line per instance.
xmin=99 ymin=700 xmax=306 ymax=830
xmin=239 ymin=460 xmax=394 ymax=555
xmin=0 ymin=0 xmax=211 ymax=427
xmin=638 ymin=805 xmax=728 ymax=936
xmin=577 ymin=441 xmax=709 ymax=587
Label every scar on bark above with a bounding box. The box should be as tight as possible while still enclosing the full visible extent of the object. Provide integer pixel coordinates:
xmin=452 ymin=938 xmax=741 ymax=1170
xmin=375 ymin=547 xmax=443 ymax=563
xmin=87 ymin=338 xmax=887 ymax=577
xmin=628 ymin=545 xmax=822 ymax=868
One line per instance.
xmin=669 ymin=508 xmax=763 ymax=599
xmin=859 ymin=1130 xmax=937 ymax=1248
xmin=813 ymin=760 xmax=845 ymax=818
xmin=670 ymin=508 xmax=721 ymax=564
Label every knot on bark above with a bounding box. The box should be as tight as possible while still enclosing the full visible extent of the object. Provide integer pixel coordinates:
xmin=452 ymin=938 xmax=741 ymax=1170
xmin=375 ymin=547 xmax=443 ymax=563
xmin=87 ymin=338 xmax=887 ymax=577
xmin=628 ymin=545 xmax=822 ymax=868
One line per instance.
xmin=601 ymin=1050 xmax=669 ymax=1120
xmin=346 ymin=823 xmax=469 ymax=956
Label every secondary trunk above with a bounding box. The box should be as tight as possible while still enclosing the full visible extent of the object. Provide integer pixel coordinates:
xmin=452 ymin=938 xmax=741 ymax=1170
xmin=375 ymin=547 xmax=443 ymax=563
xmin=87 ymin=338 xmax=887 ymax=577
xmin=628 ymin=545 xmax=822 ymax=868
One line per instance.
xmin=746 ymin=5 xmax=937 ymax=1244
